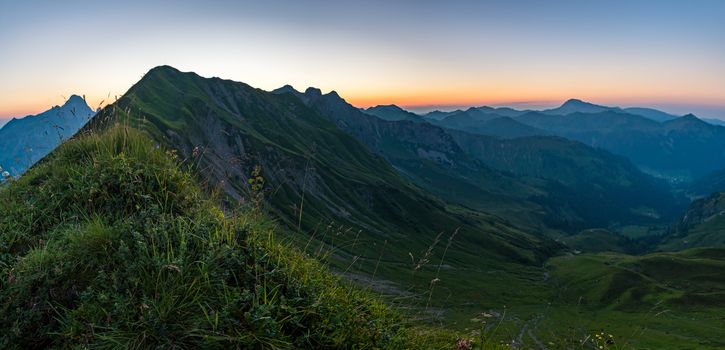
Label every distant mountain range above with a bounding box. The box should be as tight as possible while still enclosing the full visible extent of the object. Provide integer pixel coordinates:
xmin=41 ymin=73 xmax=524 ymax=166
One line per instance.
xmin=364 ymin=99 xmax=725 ymax=181
xmin=415 ymin=99 xmax=686 ymax=123
xmin=273 ymin=84 xmax=683 ymax=231
xmin=0 ymin=95 xmax=94 ymax=176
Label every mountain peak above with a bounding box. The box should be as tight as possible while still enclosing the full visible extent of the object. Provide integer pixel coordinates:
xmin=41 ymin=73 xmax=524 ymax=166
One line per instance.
xmin=543 ymin=98 xmax=616 ymax=115
xmin=140 ymin=65 xmax=184 ymax=82
xmin=561 ymin=98 xmax=589 ymax=107
xmin=304 ymin=87 xmax=322 ymax=97
xmin=66 ymin=94 xmax=86 ymax=105
xmin=272 ymin=84 xmax=301 ymax=95
xmin=361 ymin=104 xmax=421 ymax=122
xmin=148 ymin=65 xmax=181 ymax=74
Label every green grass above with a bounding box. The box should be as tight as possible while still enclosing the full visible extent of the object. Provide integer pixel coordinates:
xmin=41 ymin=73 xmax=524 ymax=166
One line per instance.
xmin=0 ymin=127 xmax=464 ymax=349
xmin=540 ymin=249 xmax=725 ymax=348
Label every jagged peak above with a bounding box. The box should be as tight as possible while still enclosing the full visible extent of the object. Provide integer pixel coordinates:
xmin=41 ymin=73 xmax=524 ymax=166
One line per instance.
xmin=65 ymin=94 xmax=87 ymax=106
xmin=272 ymin=84 xmax=301 ymax=95
xmin=304 ymin=87 xmax=322 ymax=97
xmin=326 ymin=90 xmax=342 ymax=99
xmin=67 ymin=94 xmax=84 ymax=101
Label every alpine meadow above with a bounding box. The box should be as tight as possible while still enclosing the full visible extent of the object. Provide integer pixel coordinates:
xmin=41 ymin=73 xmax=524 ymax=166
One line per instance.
xmin=1 ymin=1 xmax=724 ymax=349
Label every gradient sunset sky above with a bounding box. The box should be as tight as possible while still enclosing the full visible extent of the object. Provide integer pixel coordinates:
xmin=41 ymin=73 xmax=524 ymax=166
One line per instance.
xmin=1 ymin=0 xmax=724 ymax=122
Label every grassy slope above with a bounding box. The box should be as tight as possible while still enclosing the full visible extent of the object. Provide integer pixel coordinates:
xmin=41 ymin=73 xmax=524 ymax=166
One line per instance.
xmin=539 ymin=248 xmax=725 ymax=349
xmin=0 ymin=128 xmax=465 ymax=349
xmin=82 ymin=66 xmax=565 ymax=329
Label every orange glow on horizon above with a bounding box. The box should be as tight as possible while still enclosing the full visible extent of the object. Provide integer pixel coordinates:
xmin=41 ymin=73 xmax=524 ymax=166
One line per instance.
xmin=3 ymin=90 xmax=725 ymax=120
xmin=0 ymin=95 xmax=111 ymax=120
xmin=344 ymin=91 xmax=725 ymax=111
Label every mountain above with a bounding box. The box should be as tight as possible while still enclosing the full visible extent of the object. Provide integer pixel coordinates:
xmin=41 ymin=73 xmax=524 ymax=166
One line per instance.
xmin=703 ymin=117 xmax=725 ymax=126
xmin=87 ymin=66 xmax=560 ymax=273
xmin=460 ymin=116 xmax=546 ymax=138
xmin=361 ymin=104 xmax=422 ymax=122
xmin=623 ymin=107 xmax=679 ymax=122
xmin=432 ymin=110 xmax=548 ymax=138
xmin=275 ymin=85 xmax=682 ymax=231
xmin=0 ymin=95 xmax=94 ymax=176
xmin=543 ymin=99 xmax=684 ymax=122
xmin=272 ymin=85 xmax=550 ymax=228
xmin=660 ymin=192 xmax=725 ymax=250
xmin=447 ymin=131 xmax=684 ymax=228
xmin=421 ymin=106 xmax=528 ymax=121
xmin=510 ymin=111 xmax=725 ymax=180
xmin=421 ymin=109 xmax=461 ymax=120
xmin=429 ymin=106 xmax=543 ymax=139
xmin=542 ymin=98 xmax=618 ymax=115
xmin=423 ymin=100 xmax=683 ymax=124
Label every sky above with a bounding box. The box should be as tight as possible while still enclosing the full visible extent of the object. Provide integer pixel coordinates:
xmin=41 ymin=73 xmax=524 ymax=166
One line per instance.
xmin=1 ymin=0 xmax=724 ymax=123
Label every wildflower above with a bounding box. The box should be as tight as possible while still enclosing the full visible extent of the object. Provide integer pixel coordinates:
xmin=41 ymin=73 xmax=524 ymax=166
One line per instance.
xmin=454 ymin=338 xmax=473 ymax=350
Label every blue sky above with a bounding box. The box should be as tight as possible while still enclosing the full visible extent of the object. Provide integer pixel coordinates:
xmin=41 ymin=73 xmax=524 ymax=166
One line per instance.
xmin=1 ymin=0 xmax=724 ymax=120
